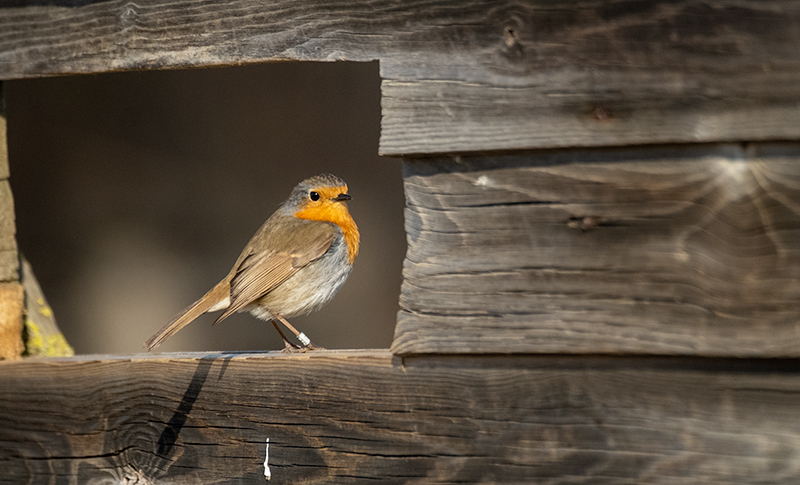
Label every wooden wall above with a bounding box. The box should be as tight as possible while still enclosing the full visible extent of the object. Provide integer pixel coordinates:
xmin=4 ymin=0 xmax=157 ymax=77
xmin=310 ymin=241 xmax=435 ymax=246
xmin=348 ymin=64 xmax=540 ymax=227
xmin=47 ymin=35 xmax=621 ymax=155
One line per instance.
xmin=1 ymin=0 xmax=800 ymax=482
xmin=395 ymin=145 xmax=800 ymax=356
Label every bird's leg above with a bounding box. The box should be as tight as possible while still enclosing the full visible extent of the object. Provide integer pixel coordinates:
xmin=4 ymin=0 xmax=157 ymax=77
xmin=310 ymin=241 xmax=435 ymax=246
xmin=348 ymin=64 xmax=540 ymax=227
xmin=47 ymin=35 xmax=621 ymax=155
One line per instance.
xmin=274 ymin=314 xmax=325 ymax=351
xmin=271 ymin=320 xmax=301 ymax=353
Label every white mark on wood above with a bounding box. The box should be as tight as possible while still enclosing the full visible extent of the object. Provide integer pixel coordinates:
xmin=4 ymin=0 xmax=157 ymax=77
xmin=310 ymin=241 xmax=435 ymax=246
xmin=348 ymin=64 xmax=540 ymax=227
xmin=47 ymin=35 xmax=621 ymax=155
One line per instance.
xmin=115 ymin=467 xmax=153 ymax=484
xmin=714 ymin=157 xmax=758 ymax=201
xmin=674 ymin=250 xmax=690 ymax=262
xmin=474 ymin=175 xmax=492 ymax=187
xmin=264 ymin=438 xmax=271 ymax=480
xmin=718 ymin=158 xmax=749 ymax=182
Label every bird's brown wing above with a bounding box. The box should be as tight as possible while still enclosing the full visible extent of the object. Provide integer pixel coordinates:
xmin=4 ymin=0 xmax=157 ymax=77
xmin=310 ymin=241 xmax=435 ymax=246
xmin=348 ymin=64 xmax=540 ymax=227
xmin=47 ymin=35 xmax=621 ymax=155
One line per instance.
xmin=212 ymin=224 xmax=335 ymax=324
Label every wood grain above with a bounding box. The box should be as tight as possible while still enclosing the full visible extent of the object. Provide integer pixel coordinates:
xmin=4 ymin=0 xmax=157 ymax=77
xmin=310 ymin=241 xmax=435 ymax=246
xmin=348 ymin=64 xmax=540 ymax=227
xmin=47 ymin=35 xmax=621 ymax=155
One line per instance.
xmin=0 ymin=84 xmax=16 ymax=283
xmin=0 ymin=283 xmax=23 ymax=360
xmin=378 ymin=0 xmax=800 ymax=153
xmin=20 ymin=257 xmax=74 ymax=357
xmin=0 ymin=83 xmax=21 ymax=359
xmin=394 ymin=144 xmax=800 ymax=356
xmin=1 ymin=1 xmax=800 ymax=153
xmin=3 ymin=350 xmax=800 ymax=483
xmin=380 ymin=70 xmax=800 ymax=154
xmin=0 ymin=180 xmax=18 ymax=283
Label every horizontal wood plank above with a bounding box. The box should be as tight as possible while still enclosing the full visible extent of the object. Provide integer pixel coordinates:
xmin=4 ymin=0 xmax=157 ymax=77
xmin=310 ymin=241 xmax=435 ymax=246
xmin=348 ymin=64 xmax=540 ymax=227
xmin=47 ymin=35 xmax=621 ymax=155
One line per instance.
xmin=394 ymin=144 xmax=800 ymax=356
xmin=380 ymin=70 xmax=800 ymax=155
xmin=3 ymin=350 xmax=800 ymax=483
xmin=377 ymin=0 xmax=800 ymax=154
xmin=1 ymin=1 xmax=800 ymax=153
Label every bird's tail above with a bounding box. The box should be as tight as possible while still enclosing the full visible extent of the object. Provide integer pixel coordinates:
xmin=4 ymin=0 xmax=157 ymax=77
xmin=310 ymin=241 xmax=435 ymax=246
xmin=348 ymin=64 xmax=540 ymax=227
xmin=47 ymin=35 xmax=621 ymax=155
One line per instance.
xmin=143 ymin=279 xmax=230 ymax=351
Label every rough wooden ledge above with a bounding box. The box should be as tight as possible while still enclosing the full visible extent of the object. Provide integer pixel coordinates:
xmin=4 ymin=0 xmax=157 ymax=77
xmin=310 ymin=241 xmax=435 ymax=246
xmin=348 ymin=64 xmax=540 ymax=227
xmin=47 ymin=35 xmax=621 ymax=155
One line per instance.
xmin=3 ymin=350 xmax=800 ymax=483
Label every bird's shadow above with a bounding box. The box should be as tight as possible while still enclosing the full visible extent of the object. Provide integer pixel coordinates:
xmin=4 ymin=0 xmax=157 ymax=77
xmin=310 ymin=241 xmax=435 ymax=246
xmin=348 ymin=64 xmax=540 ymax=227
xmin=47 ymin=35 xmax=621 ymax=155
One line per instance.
xmin=155 ymin=352 xmax=240 ymax=459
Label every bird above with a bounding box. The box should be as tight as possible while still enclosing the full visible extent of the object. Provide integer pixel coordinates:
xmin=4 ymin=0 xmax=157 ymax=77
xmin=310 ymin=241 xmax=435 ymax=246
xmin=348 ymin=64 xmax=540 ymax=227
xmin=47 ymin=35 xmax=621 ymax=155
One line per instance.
xmin=144 ymin=173 xmax=359 ymax=352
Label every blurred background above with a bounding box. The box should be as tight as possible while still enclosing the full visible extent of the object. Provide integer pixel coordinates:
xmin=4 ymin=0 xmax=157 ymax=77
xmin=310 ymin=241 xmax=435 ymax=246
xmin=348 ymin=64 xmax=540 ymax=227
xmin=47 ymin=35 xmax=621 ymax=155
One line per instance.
xmin=3 ymin=61 xmax=406 ymax=354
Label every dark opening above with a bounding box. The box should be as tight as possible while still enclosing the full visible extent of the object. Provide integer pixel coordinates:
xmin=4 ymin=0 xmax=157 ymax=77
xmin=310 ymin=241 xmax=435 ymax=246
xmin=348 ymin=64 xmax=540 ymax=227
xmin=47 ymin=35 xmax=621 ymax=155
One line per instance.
xmin=5 ymin=61 xmax=404 ymax=353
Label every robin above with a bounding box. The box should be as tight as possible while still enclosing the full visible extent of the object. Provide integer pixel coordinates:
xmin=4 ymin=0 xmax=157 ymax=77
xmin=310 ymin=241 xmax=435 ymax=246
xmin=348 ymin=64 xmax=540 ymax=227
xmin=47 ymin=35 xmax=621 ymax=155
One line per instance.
xmin=144 ymin=173 xmax=359 ymax=352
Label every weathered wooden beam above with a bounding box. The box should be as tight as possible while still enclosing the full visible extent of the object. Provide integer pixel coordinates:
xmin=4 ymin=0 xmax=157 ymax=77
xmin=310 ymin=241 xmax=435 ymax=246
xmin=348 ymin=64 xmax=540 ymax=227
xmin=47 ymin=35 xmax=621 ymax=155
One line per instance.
xmin=2 ymin=350 xmax=800 ymax=483
xmin=2 ymin=1 xmax=800 ymax=154
xmin=394 ymin=143 xmax=800 ymax=356
xmin=0 ymin=82 xmax=22 ymax=360
xmin=378 ymin=0 xmax=800 ymax=153
xmin=0 ymin=83 xmax=17 ymax=282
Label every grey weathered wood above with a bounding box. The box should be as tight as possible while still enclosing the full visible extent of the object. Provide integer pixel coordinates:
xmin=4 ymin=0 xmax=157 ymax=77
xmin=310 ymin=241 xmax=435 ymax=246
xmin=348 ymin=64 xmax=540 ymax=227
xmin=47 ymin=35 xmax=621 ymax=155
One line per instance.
xmin=3 ymin=350 xmax=800 ymax=483
xmin=379 ymin=70 xmax=800 ymax=155
xmin=20 ymin=257 xmax=74 ymax=357
xmin=0 ymin=83 xmax=7 ymax=180
xmin=0 ymin=83 xmax=16 ymax=282
xmin=393 ymin=144 xmax=800 ymax=356
xmin=378 ymin=0 xmax=800 ymax=154
xmin=0 ymin=82 xmax=22 ymax=360
xmin=2 ymin=1 xmax=800 ymax=153
xmin=0 ymin=181 xmax=18 ymax=283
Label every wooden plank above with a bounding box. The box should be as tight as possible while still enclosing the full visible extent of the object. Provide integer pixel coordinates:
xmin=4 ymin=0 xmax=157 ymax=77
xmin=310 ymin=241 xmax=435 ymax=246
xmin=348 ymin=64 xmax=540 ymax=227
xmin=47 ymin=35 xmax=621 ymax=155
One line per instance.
xmin=377 ymin=0 xmax=800 ymax=153
xmin=0 ymin=83 xmax=6 ymax=180
xmin=379 ymin=70 xmax=800 ymax=155
xmin=3 ymin=350 xmax=800 ymax=483
xmin=0 ymin=82 xmax=21 ymax=359
xmin=0 ymin=0 xmax=409 ymax=75
xmin=393 ymin=144 xmax=800 ymax=356
xmin=20 ymin=258 xmax=74 ymax=357
xmin=0 ymin=180 xmax=18 ymax=283
xmin=0 ymin=84 xmax=15 ymax=282
xmin=1 ymin=1 xmax=800 ymax=153
xmin=0 ymin=283 xmax=23 ymax=360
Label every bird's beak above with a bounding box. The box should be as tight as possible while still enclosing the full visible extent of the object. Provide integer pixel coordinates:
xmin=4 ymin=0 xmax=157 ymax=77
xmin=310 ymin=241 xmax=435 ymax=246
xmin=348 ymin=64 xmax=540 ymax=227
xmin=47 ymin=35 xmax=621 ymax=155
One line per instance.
xmin=333 ymin=193 xmax=352 ymax=202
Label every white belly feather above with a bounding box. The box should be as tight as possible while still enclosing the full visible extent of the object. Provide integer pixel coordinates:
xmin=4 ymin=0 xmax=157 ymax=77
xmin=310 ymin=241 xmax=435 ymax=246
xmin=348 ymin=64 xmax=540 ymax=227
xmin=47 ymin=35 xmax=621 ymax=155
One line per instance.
xmin=246 ymin=235 xmax=353 ymax=320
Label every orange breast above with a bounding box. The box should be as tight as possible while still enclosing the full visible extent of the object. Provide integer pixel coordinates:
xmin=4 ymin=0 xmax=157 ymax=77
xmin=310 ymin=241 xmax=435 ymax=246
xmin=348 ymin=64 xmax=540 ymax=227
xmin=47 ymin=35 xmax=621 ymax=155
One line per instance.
xmin=294 ymin=189 xmax=360 ymax=264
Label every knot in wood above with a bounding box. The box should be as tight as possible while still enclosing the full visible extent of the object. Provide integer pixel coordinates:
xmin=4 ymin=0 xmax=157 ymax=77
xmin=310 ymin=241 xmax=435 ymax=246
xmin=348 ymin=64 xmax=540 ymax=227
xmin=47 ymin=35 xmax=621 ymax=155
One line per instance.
xmin=591 ymin=107 xmax=613 ymax=122
xmin=502 ymin=26 xmax=524 ymax=58
xmin=568 ymin=216 xmax=601 ymax=232
xmin=120 ymin=2 xmax=140 ymax=27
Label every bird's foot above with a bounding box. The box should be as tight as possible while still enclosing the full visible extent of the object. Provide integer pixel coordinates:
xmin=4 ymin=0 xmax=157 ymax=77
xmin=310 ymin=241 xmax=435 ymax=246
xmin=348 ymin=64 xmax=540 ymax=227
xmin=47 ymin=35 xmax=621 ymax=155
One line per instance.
xmin=280 ymin=340 xmax=303 ymax=353
xmin=303 ymin=342 xmax=325 ymax=351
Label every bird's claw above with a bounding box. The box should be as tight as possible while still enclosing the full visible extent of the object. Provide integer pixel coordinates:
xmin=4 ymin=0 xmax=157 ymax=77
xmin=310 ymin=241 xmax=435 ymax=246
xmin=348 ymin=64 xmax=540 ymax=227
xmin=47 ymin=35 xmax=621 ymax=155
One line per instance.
xmin=280 ymin=340 xmax=302 ymax=353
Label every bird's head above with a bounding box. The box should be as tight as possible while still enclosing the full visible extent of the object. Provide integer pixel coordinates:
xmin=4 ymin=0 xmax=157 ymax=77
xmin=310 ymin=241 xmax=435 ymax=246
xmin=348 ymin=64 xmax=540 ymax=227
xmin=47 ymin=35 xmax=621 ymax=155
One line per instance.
xmin=289 ymin=173 xmax=359 ymax=263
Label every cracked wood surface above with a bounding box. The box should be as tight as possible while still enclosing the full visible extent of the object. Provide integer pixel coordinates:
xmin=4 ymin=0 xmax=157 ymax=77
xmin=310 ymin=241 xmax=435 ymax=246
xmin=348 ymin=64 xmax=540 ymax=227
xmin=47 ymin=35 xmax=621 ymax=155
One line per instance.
xmin=3 ymin=350 xmax=800 ymax=483
xmin=1 ymin=1 xmax=800 ymax=154
xmin=394 ymin=143 xmax=800 ymax=356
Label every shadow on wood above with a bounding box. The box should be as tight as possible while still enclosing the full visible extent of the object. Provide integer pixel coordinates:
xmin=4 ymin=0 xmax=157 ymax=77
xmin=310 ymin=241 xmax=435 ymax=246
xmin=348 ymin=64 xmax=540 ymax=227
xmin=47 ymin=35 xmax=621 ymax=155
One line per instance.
xmin=157 ymin=357 xmax=216 ymax=459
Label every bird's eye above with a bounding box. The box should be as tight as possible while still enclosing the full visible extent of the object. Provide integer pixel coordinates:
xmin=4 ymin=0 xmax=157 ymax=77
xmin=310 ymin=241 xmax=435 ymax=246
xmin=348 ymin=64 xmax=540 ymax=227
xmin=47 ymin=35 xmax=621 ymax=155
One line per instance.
xmin=309 ymin=191 xmax=320 ymax=201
